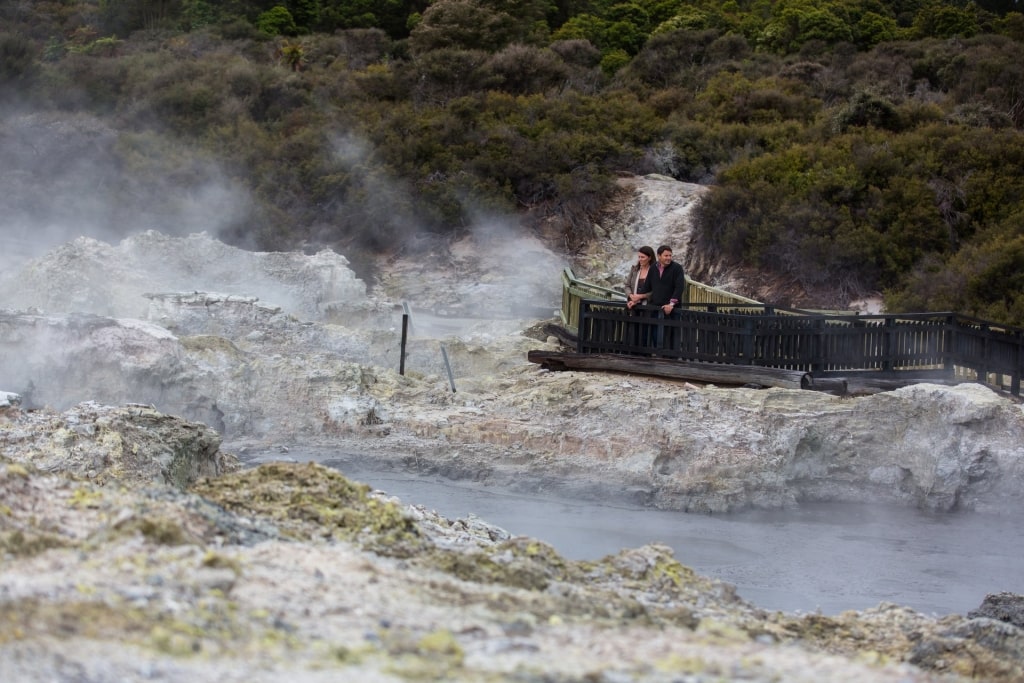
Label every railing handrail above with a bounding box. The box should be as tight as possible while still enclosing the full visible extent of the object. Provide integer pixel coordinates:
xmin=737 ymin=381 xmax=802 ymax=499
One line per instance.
xmin=575 ymin=300 xmax=1024 ymax=396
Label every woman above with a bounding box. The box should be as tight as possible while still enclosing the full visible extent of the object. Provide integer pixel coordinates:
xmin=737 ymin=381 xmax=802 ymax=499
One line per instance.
xmin=625 ymin=245 xmax=655 ymax=309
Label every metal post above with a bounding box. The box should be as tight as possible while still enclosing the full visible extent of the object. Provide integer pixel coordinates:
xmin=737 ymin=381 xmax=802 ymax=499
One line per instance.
xmin=399 ymin=313 xmax=408 ymax=376
xmin=440 ymin=343 xmax=456 ymax=392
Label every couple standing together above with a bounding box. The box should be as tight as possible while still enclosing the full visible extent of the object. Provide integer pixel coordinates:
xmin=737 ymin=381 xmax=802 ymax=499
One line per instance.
xmin=625 ymin=245 xmax=685 ymax=314
xmin=624 ymin=245 xmax=686 ymax=351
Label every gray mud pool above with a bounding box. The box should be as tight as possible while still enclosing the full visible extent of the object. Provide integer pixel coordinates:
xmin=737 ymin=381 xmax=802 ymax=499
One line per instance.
xmin=321 ymin=459 xmax=1024 ymax=617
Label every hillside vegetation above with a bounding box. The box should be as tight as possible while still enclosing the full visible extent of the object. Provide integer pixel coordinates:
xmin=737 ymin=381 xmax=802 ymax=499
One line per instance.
xmin=3 ymin=0 xmax=1024 ymax=322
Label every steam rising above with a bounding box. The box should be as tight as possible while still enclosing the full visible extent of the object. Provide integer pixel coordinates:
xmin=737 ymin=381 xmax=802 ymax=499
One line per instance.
xmin=0 ymin=112 xmax=251 ymax=273
xmin=0 ymin=113 xmax=567 ymax=336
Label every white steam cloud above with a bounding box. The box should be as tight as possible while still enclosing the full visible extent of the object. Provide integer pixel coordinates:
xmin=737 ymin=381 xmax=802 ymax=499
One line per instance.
xmin=0 ymin=111 xmax=251 ymax=273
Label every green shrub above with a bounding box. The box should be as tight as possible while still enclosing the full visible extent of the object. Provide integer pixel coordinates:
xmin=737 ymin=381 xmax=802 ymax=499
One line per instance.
xmin=258 ymin=6 xmax=299 ymax=36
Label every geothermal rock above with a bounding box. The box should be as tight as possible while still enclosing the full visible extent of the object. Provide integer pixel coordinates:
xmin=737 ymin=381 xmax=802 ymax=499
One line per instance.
xmin=0 ymin=231 xmax=368 ymax=321
xmin=0 ymin=401 xmax=235 ymax=489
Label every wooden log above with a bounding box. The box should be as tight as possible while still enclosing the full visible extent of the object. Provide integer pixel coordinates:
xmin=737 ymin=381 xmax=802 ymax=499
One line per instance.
xmin=800 ymin=376 xmax=848 ymax=395
xmin=527 ymin=351 xmax=809 ymax=390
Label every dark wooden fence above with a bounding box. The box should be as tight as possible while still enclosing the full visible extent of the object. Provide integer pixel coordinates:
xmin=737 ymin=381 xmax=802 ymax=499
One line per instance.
xmin=577 ymin=301 xmax=1024 ymax=396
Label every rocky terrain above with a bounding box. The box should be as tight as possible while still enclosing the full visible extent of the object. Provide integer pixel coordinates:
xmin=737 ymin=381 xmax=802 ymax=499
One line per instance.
xmin=1 ymin=174 xmax=1023 ymax=680
xmin=3 ymin=398 xmax=1024 ymax=682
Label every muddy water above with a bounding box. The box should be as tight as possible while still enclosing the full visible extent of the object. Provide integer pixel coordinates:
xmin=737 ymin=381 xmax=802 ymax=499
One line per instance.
xmin=327 ymin=460 xmax=1024 ymax=617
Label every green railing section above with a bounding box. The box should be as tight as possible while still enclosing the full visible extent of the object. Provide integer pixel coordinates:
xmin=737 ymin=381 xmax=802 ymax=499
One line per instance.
xmin=560 ymin=267 xmax=761 ymax=330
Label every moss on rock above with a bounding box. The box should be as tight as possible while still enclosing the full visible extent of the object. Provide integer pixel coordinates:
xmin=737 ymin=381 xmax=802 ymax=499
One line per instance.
xmin=191 ymin=462 xmax=425 ymax=554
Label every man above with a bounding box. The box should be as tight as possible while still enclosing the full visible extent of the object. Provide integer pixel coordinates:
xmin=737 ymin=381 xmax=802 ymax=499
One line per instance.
xmin=637 ymin=245 xmax=686 ymax=351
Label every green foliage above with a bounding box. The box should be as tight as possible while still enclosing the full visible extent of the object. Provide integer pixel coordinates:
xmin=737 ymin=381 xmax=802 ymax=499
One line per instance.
xmin=622 ymin=28 xmax=721 ymax=88
xmin=760 ymin=4 xmax=854 ymax=54
xmin=481 ymin=44 xmax=570 ymax=95
xmin=408 ymin=0 xmax=546 ymax=54
xmin=832 ymin=91 xmax=903 ymax=132
xmin=599 ymin=47 xmax=631 ymax=73
xmin=278 ymin=39 xmax=305 ymax=70
xmin=287 ymin=0 xmax=320 ymax=31
xmin=68 ymin=36 xmax=124 ymax=57
xmin=0 ymin=33 xmax=38 ymax=85
xmin=653 ymin=7 xmax=713 ymax=34
xmin=258 ymin=5 xmax=299 ymax=35
xmin=318 ymin=0 xmax=417 ymax=38
xmin=855 ymin=11 xmax=900 ymax=48
xmin=180 ymin=0 xmax=219 ymax=30
xmin=695 ymin=123 xmax=1024 ymax=309
xmin=886 ymin=225 xmax=1024 ymax=326
xmin=99 ymin=0 xmax=185 ymax=37
xmin=696 ymin=71 xmax=820 ymax=125
xmin=912 ymin=2 xmax=980 ymax=39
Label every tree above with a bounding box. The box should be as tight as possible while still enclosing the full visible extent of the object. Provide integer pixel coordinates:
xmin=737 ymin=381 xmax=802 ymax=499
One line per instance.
xmin=318 ymin=0 xmax=423 ymax=38
xmin=99 ymin=0 xmax=185 ymax=36
xmin=287 ymin=0 xmax=320 ymax=31
xmin=0 ymin=32 xmax=36 ymax=86
xmin=408 ymin=0 xmax=551 ymax=53
xmin=258 ymin=5 xmax=299 ymax=35
xmin=912 ymin=3 xmax=980 ymax=39
xmin=760 ymin=4 xmax=853 ymax=54
xmin=408 ymin=0 xmax=520 ymax=53
xmin=482 ymin=44 xmax=569 ymax=95
xmin=279 ymin=39 xmax=305 ymax=70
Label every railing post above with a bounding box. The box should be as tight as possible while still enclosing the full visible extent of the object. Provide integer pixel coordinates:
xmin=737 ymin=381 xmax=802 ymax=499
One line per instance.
xmin=811 ymin=316 xmax=824 ymax=374
xmin=1013 ymin=329 xmax=1022 ymax=396
xmin=576 ymin=300 xmax=586 ymax=353
xmin=882 ymin=316 xmax=894 ymax=373
xmin=945 ymin=314 xmax=956 ymax=378
xmin=981 ymin=322 xmax=991 ymax=386
xmin=742 ymin=317 xmax=754 ymax=364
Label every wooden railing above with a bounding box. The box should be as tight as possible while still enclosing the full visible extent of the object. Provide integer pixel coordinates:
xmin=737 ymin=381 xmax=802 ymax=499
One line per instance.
xmin=560 ymin=267 xmax=761 ymax=330
xmin=576 ymin=301 xmax=1024 ymax=396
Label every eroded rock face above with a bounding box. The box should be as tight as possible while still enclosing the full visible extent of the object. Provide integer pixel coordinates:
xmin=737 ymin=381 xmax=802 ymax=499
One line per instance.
xmin=0 ymin=401 xmax=236 ymax=489
xmin=335 ymin=369 xmax=1024 ymax=513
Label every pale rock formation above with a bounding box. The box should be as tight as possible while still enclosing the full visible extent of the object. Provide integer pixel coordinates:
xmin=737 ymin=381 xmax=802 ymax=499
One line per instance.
xmin=0 ymin=401 xmax=235 ymax=489
xmin=342 ymin=367 xmax=1024 ymax=513
xmin=0 ymin=230 xmax=368 ymax=321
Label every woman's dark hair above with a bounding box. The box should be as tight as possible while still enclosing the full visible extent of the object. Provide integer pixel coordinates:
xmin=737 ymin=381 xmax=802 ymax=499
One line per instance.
xmin=638 ymin=245 xmax=655 ymax=261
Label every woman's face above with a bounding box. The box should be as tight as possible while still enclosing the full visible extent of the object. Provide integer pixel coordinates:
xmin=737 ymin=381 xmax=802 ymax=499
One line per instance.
xmin=638 ymin=251 xmax=651 ymax=265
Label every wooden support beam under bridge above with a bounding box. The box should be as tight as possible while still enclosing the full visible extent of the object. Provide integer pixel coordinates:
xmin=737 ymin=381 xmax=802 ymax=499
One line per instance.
xmin=529 ymin=350 xmax=812 ymax=391
xmin=527 ymin=350 xmax=990 ymax=396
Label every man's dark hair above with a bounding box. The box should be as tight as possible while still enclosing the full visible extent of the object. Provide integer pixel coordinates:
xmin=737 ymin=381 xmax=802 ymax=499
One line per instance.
xmin=656 ymin=245 xmax=673 ymax=255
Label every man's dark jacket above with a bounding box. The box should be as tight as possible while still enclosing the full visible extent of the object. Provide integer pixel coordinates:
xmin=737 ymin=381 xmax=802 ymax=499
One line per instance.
xmin=639 ymin=261 xmax=686 ymax=307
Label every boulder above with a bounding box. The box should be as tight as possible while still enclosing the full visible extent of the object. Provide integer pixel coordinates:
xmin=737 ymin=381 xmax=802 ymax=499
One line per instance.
xmin=0 ymin=400 xmax=236 ymax=489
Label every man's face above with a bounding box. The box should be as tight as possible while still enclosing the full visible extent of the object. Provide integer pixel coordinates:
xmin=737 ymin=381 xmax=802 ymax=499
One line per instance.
xmin=658 ymin=250 xmax=673 ymax=267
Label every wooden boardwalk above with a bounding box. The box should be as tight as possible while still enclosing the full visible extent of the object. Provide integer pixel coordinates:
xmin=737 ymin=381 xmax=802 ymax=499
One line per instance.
xmin=552 ymin=270 xmax=1024 ymax=396
xmin=572 ymin=301 xmax=1023 ymax=396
